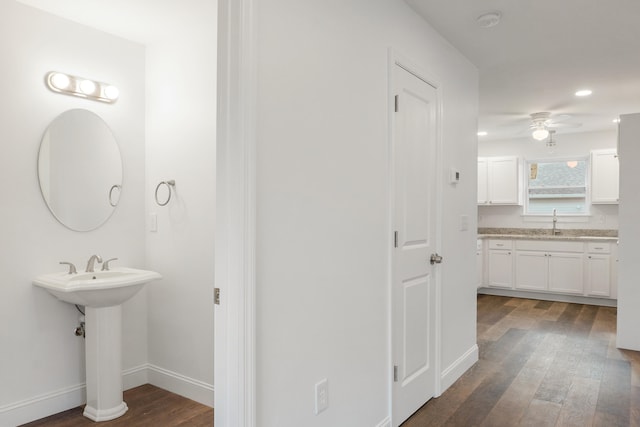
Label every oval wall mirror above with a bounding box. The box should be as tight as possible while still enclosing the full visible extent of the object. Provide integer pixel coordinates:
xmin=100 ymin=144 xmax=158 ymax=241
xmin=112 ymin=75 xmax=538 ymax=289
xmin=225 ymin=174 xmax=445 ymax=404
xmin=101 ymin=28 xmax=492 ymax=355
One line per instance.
xmin=37 ymin=109 xmax=123 ymax=231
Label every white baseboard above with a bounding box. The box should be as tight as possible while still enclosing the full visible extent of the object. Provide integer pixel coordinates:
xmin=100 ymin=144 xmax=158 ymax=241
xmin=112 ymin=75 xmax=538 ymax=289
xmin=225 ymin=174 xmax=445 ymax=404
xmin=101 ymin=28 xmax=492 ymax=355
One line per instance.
xmin=123 ymin=364 xmax=150 ymax=390
xmin=439 ymin=344 xmax=479 ymax=394
xmin=0 ymin=364 xmax=213 ymax=426
xmin=0 ymin=383 xmax=85 ymax=427
xmin=375 ymin=416 xmax=392 ymax=427
xmin=147 ymin=364 xmax=214 ymax=407
xmin=477 ymin=287 xmax=617 ymax=307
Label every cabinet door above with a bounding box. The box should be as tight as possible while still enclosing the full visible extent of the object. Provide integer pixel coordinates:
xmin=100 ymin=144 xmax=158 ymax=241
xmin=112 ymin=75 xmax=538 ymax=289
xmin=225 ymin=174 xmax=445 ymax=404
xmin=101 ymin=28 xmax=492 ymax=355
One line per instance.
xmin=548 ymin=252 xmax=584 ymax=294
xmin=488 ymin=250 xmax=512 ymax=288
xmin=477 ymin=158 xmax=488 ymax=204
xmin=488 ymin=157 xmax=519 ymax=204
xmin=586 ymin=254 xmax=611 ymax=297
xmin=476 ymin=250 xmax=483 ymax=288
xmin=591 ymin=150 xmax=619 ymax=204
xmin=515 ymin=251 xmax=548 ymax=291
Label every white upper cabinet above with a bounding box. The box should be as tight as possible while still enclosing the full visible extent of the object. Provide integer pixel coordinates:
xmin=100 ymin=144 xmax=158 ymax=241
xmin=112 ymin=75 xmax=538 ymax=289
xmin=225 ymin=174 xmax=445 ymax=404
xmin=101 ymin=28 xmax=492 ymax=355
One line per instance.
xmin=591 ymin=149 xmax=619 ymax=204
xmin=478 ymin=156 xmax=521 ymax=205
xmin=477 ymin=158 xmax=488 ymax=204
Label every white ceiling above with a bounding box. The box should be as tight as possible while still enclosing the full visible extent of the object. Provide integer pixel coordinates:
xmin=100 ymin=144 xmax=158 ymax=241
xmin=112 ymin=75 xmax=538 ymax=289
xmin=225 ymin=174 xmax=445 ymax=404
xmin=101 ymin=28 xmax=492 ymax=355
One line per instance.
xmin=16 ymin=1 xmax=640 ymax=141
xmin=15 ymin=0 xmax=207 ymax=44
xmin=407 ymin=0 xmax=640 ymax=141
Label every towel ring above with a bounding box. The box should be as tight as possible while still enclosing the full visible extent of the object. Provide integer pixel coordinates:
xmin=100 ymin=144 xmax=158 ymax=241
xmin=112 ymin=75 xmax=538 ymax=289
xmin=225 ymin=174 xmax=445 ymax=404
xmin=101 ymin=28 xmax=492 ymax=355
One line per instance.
xmin=108 ymin=184 xmax=121 ymax=207
xmin=155 ymin=180 xmax=176 ymax=206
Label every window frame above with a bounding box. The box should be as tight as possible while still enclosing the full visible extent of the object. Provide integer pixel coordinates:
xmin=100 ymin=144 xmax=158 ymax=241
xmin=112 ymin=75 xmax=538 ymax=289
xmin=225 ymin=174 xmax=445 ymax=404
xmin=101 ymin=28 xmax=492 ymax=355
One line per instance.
xmin=523 ymin=156 xmax=591 ymax=216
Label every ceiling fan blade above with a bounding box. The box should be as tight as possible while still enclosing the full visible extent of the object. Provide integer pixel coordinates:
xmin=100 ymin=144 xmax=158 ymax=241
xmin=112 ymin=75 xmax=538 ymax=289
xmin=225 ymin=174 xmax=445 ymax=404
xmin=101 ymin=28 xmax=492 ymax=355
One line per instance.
xmin=547 ymin=122 xmax=582 ymax=129
xmin=548 ymin=114 xmax=572 ymax=122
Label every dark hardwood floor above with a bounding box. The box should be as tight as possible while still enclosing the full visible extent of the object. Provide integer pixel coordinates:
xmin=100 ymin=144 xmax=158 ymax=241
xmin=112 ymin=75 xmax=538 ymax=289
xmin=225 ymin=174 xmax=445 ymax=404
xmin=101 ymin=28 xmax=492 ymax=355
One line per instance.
xmin=403 ymin=294 xmax=640 ymax=427
xmin=20 ymin=295 xmax=640 ymax=426
xmin=20 ymin=384 xmax=213 ymax=426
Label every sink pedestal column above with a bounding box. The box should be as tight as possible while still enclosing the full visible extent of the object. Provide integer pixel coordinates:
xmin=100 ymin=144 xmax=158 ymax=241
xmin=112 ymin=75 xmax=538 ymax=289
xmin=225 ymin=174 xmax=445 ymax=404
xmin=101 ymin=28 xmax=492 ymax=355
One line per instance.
xmin=83 ymin=305 xmax=128 ymax=421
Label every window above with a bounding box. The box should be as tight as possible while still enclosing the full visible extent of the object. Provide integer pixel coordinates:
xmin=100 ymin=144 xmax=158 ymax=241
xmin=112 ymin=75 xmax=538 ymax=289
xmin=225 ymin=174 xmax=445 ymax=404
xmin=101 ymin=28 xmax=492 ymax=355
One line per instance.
xmin=525 ymin=157 xmax=589 ymax=215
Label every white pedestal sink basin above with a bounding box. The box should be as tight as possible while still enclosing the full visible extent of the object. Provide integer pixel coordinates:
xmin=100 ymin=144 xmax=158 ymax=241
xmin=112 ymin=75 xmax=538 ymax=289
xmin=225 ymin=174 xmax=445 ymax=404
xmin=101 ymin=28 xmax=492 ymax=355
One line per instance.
xmin=34 ymin=267 xmax=161 ymax=421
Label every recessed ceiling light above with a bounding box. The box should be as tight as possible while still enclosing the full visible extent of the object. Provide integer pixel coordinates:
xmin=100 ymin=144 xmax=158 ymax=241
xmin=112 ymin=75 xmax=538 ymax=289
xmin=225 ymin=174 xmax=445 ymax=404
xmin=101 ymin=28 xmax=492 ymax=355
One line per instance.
xmin=575 ymin=89 xmax=592 ymax=97
xmin=613 ymin=118 xmax=621 ymax=123
xmin=476 ymin=12 xmax=501 ymax=29
xmin=477 ymin=131 xmax=488 ymax=136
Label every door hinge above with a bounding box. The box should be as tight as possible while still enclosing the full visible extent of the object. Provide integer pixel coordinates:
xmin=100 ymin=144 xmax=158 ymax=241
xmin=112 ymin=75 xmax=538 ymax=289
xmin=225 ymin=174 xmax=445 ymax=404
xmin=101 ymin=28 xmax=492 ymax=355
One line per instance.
xmin=394 ymin=231 xmax=398 ymax=248
xmin=394 ymin=95 xmax=399 ymax=112
xmin=393 ymin=365 xmax=399 ymax=382
xmin=214 ymin=288 xmax=221 ymax=305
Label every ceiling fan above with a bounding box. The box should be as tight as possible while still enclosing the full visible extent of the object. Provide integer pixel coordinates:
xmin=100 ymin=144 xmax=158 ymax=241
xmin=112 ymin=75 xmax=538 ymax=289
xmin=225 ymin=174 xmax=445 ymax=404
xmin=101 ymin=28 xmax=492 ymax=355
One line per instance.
xmin=529 ymin=112 xmax=581 ymax=140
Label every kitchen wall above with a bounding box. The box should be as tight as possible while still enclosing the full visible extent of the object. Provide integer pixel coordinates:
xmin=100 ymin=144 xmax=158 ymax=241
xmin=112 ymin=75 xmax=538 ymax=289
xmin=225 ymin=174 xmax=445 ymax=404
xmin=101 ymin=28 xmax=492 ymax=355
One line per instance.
xmin=478 ymin=129 xmax=618 ymax=230
xmin=144 ymin=3 xmax=217 ymax=405
xmin=0 ymin=3 xmax=146 ymax=425
xmin=254 ymin=0 xmax=478 ymax=425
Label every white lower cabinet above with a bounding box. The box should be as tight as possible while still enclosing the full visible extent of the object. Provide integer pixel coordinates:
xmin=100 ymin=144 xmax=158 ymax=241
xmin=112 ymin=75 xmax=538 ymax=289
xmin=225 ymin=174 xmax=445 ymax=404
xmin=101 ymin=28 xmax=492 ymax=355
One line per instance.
xmin=515 ymin=249 xmax=583 ymax=294
xmin=515 ymin=251 xmax=548 ymax=291
xmin=482 ymin=238 xmax=616 ymax=300
xmin=585 ymin=242 xmax=613 ymax=297
xmin=476 ymin=240 xmax=484 ymax=288
xmin=488 ymin=240 xmax=513 ymax=288
xmin=547 ymin=252 xmax=584 ymax=294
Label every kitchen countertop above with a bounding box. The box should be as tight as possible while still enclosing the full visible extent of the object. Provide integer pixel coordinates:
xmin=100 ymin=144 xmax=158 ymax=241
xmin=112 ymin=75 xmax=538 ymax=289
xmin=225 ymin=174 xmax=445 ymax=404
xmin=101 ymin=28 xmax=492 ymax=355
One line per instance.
xmin=478 ymin=228 xmax=618 ymax=243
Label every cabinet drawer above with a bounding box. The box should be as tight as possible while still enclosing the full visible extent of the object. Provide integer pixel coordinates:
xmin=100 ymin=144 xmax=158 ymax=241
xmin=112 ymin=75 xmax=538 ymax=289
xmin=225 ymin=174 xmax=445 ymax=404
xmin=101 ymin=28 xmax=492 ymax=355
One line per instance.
xmin=587 ymin=242 xmax=611 ymax=253
xmin=489 ymin=240 xmax=512 ymax=250
xmin=515 ymin=240 xmax=584 ymax=253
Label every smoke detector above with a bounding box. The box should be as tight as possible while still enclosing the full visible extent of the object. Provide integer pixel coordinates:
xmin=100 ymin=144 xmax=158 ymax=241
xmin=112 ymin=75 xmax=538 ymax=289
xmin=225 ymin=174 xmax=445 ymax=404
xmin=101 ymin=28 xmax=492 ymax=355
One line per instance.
xmin=477 ymin=12 xmax=501 ymax=28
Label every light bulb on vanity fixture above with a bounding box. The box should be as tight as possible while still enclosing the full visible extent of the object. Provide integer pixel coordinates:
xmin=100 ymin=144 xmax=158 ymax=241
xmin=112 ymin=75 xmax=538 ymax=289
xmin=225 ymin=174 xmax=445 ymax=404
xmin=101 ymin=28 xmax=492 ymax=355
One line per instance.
xmin=45 ymin=71 xmax=119 ymax=103
xmin=79 ymin=79 xmax=97 ymax=96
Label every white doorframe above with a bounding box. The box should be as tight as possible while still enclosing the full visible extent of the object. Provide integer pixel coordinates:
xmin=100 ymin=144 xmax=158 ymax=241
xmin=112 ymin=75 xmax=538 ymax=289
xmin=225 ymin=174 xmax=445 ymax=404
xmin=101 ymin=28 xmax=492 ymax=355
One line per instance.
xmin=387 ymin=48 xmax=445 ymax=423
xmin=215 ymin=0 xmax=257 ymax=425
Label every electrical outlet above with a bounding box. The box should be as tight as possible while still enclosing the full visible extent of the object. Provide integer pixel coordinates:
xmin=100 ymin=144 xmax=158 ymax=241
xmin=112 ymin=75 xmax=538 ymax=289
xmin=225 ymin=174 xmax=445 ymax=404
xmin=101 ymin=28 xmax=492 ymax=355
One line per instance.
xmin=315 ymin=379 xmax=328 ymax=415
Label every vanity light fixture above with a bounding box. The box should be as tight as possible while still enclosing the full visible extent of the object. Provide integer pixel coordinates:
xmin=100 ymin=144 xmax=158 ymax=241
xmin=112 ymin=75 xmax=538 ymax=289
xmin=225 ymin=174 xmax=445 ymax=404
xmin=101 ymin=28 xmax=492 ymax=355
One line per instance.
xmin=477 ymin=131 xmax=488 ymax=136
xmin=45 ymin=71 xmax=119 ymax=103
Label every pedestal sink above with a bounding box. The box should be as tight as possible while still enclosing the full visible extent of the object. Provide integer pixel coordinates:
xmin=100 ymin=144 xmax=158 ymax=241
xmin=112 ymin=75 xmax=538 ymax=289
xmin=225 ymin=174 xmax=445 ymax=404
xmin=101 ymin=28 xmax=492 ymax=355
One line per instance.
xmin=33 ymin=267 xmax=161 ymax=421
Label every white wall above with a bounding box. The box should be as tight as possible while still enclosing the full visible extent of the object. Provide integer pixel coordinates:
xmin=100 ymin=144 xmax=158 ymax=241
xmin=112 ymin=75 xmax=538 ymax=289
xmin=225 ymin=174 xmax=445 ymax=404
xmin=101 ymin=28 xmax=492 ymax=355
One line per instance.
xmin=255 ymin=1 xmax=478 ymax=425
xmin=478 ymin=130 xmax=619 ymax=230
xmin=144 ymin=2 xmax=217 ymax=406
xmin=617 ymin=113 xmax=640 ymax=350
xmin=0 ymin=3 xmax=146 ymax=425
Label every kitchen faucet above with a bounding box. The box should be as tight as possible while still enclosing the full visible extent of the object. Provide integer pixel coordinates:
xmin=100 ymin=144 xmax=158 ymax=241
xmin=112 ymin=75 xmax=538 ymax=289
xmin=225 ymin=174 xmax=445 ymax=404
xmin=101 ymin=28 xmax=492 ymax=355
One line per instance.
xmin=85 ymin=254 xmax=103 ymax=272
xmin=552 ymin=209 xmax=560 ymax=235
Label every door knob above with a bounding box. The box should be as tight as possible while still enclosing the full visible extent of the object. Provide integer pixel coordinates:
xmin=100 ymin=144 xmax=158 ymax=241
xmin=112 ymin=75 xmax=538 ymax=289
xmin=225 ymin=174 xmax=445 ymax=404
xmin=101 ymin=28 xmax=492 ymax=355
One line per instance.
xmin=430 ymin=253 xmax=443 ymax=265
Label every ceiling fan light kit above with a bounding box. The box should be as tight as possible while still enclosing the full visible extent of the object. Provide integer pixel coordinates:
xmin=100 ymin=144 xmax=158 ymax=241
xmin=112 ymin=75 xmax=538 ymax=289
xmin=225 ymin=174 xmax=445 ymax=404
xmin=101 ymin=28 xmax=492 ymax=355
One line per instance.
xmin=532 ymin=127 xmax=550 ymax=141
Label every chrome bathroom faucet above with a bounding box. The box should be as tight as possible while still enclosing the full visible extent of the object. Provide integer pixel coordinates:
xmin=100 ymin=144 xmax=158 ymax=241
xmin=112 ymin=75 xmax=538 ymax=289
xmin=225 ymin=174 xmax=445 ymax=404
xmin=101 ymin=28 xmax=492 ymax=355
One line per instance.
xmin=85 ymin=254 xmax=103 ymax=272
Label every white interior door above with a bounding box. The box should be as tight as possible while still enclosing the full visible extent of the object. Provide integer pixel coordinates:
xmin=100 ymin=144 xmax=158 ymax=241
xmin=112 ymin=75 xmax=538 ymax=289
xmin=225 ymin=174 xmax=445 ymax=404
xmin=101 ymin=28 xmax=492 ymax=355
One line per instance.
xmin=391 ymin=64 xmax=439 ymax=426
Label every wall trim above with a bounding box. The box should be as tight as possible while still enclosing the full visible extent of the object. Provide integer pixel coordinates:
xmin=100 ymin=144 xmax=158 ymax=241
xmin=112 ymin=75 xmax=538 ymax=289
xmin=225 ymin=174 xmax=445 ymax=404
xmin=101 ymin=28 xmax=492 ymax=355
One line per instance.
xmin=122 ymin=364 xmax=150 ymax=390
xmin=375 ymin=416 xmax=392 ymax=427
xmin=439 ymin=344 xmax=479 ymax=394
xmin=147 ymin=364 xmax=214 ymax=407
xmin=0 ymin=364 xmax=213 ymax=426
xmin=478 ymin=287 xmax=617 ymax=307
xmin=0 ymin=383 xmax=85 ymax=427
xmin=215 ymin=0 xmax=257 ymax=425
